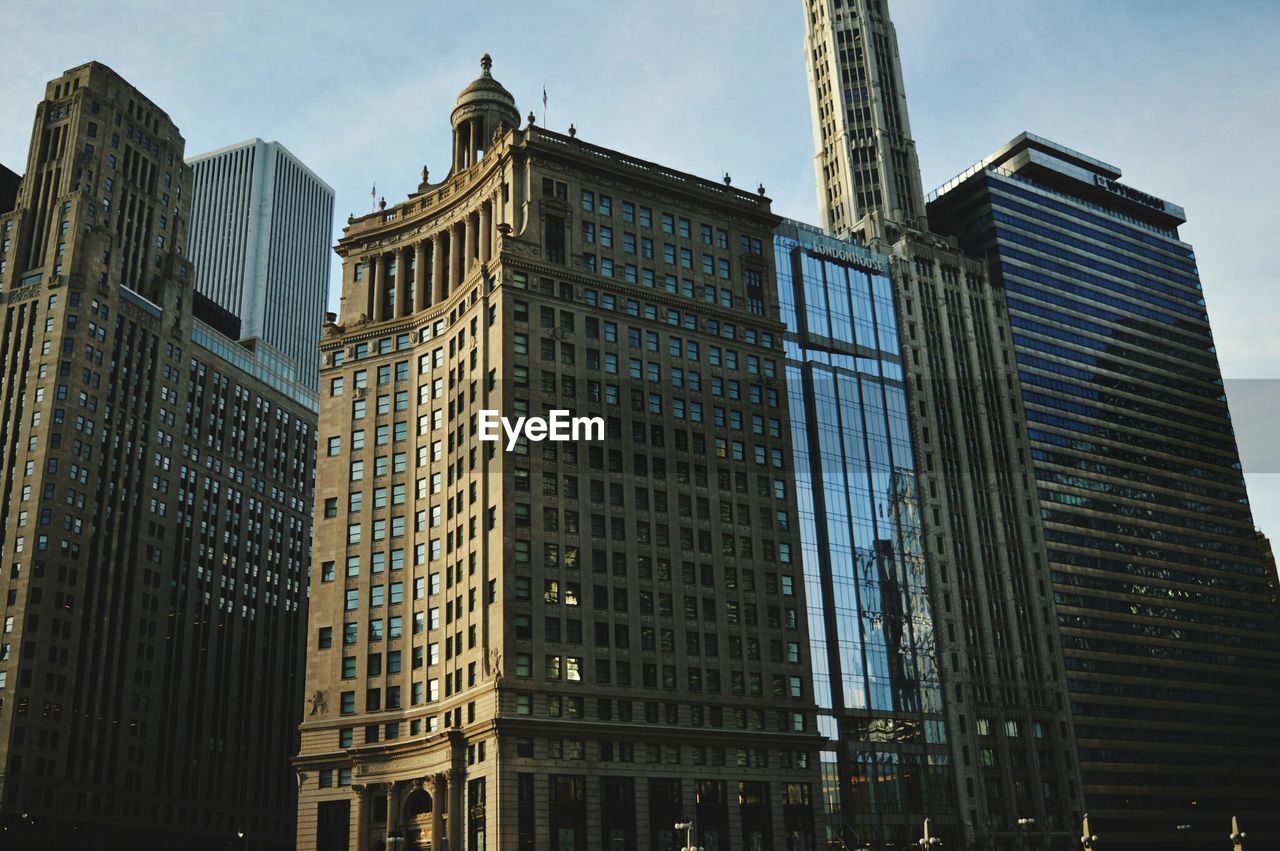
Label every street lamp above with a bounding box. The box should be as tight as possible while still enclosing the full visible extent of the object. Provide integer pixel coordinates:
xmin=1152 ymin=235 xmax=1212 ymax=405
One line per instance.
xmin=674 ymin=821 xmax=703 ymax=851
xmin=1175 ymin=824 xmax=1191 ymax=846
xmin=1080 ymin=813 xmax=1098 ymax=851
xmin=1230 ymin=816 xmax=1247 ymax=851
xmin=917 ymin=818 xmax=941 ymax=848
xmin=1017 ymin=817 xmax=1036 ymax=851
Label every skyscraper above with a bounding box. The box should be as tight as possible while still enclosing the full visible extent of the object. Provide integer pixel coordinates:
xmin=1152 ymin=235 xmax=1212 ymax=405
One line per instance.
xmin=928 ymin=131 xmax=1280 ymax=849
xmin=800 ymin=2 xmax=1083 ymax=847
xmin=295 ymin=56 xmax=822 ymax=851
xmin=775 ymin=220 xmax=960 ymax=849
xmin=802 ymin=0 xmax=927 ymax=241
xmin=889 ymin=227 xmax=1083 ymax=850
xmin=0 ymin=62 xmax=316 ymax=850
xmin=187 ymin=138 xmax=335 ymax=389
xmin=0 ymin=164 xmax=19 ymax=215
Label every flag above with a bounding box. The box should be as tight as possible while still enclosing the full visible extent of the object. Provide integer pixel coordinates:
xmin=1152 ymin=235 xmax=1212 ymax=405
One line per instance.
xmin=370 ymin=183 xmax=376 ymax=199
xmin=542 ymin=86 xmax=547 ymax=109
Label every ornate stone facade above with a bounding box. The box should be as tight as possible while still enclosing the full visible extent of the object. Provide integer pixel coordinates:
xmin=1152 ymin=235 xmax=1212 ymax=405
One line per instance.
xmin=295 ymin=57 xmax=822 ymax=851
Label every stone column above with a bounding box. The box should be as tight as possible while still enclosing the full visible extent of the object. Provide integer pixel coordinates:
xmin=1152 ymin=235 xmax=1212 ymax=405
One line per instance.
xmin=396 ymin=247 xmax=410 ymax=318
xmin=768 ymin=779 xmax=785 ymax=851
xmin=414 ymin=240 xmax=427 ymax=313
xmin=511 ymin=157 xmax=526 ymax=234
xmin=432 ymin=233 xmax=446 ymax=306
xmin=585 ymin=773 xmax=603 ymax=851
xmin=370 ymin=254 xmax=385 ymax=322
xmin=683 ymin=780 xmax=698 ymax=844
xmin=634 ymin=778 xmax=650 ymax=851
xmin=447 ymin=768 xmax=464 ymax=851
xmin=448 ymin=225 xmax=462 ymax=295
xmin=429 ymin=774 xmax=446 ymax=851
xmin=384 ymin=782 xmax=398 ymax=849
xmin=352 ymin=783 xmax=371 ymax=851
xmin=726 ymin=778 xmax=745 ymax=851
xmin=479 ymin=201 xmax=492 ymax=265
xmin=463 ymin=214 xmax=476 ymax=277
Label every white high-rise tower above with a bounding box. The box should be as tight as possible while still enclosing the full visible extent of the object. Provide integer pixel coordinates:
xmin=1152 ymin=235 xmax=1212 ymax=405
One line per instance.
xmin=188 ymin=138 xmax=335 ymax=388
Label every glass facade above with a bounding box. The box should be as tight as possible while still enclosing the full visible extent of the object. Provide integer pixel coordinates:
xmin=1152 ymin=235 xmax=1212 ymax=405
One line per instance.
xmin=774 ymin=221 xmax=956 ymax=848
xmin=929 ymin=135 xmax=1280 ymax=847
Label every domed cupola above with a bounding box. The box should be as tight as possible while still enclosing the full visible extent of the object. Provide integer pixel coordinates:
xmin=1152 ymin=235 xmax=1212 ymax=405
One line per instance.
xmin=451 ymin=54 xmax=520 ymax=172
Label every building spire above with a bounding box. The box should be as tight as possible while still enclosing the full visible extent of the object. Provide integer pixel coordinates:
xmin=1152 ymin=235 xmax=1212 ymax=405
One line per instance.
xmin=802 ymin=0 xmax=927 ymax=242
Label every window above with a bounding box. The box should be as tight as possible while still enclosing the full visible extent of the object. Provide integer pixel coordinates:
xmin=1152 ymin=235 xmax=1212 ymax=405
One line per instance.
xmin=547 ymin=215 xmax=566 ymax=264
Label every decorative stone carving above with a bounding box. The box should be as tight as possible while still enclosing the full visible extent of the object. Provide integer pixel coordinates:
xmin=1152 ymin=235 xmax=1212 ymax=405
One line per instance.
xmin=307 ymin=689 xmax=328 ymax=715
xmin=425 ymin=772 xmax=446 ymax=797
xmin=503 ymin=239 xmax=540 ymax=258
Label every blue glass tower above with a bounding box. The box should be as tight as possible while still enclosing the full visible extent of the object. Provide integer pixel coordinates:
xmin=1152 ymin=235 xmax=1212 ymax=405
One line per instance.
xmin=774 ymin=220 xmax=956 ymax=849
xmin=929 ymin=133 xmax=1280 ymax=848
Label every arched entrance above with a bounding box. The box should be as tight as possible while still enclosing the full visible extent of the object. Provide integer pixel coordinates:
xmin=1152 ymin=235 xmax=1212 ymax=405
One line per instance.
xmin=402 ymin=788 xmax=435 ymax=850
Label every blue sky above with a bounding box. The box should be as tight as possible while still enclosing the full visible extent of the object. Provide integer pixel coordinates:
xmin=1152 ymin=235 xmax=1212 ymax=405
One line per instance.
xmin=2 ymin=0 xmax=1278 ymax=544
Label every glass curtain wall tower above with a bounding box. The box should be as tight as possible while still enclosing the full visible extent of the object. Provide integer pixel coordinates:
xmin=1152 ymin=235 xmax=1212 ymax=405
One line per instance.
xmin=776 ymin=220 xmax=958 ymax=849
xmin=800 ymin=2 xmax=1084 ymax=847
xmin=928 ymin=132 xmax=1280 ymax=850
